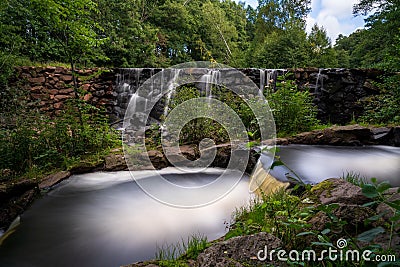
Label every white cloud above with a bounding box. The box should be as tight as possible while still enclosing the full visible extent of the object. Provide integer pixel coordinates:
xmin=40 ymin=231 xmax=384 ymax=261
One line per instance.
xmin=320 ymin=0 xmax=359 ymax=19
xmin=232 ymin=0 xmax=366 ymax=43
xmin=307 ymin=0 xmax=365 ymax=43
xmin=240 ymin=0 xmax=258 ymax=8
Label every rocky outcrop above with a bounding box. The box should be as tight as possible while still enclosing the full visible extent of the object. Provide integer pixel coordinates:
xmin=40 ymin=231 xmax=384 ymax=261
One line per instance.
xmin=196 ymin=233 xmax=282 ymax=267
xmin=306 ymin=178 xmax=369 ymax=205
xmin=124 ymin=143 xmax=260 ymax=173
xmin=39 ymin=171 xmax=71 ymax=189
xmin=276 ymin=124 xmax=400 ymax=146
xmin=0 ymin=179 xmax=39 ymax=230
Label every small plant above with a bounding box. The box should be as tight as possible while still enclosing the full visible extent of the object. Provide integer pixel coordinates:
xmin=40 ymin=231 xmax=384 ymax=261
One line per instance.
xmin=226 ymin=188 xmax=313 ymax=249
xmin=0 ymin=97 xmax=120 ymax=177
xmin=155 ymin=234 xmax=208 ymax=266
xmin=341 ymin=171 xmax=367 ymax=187
xmin=361 ymin=178 xmax=400 ymax=249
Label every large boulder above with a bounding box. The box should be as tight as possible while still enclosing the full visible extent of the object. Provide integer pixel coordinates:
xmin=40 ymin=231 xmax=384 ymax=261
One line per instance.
xmin=196 ymin=232 xmax=282 ymax=267
xmin=307 ymin=178 xmax=369 ymax=205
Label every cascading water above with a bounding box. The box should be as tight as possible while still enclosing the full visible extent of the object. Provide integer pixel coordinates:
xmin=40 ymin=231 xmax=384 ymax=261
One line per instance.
xmin=258 ymin=69 xmax=285 ymax=96
xmin=199 ymin=69 xmax=221 ymax=101
xmin=259 ymin=69 xmax=265 ymax=96
xmin=163 ymin=69 xmax=182 ymax=117
xmin=114 ymin=68 xmax=285 ymax=124
xmin=314 ymin=68 xmax=323 ymax=94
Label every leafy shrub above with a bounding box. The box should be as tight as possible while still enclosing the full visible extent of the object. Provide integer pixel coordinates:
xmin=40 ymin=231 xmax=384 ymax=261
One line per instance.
xmin=360 ymin=75 xmax=400 ymax=124
xmin=167 ymin=85 xmax=252 ymax=144
xmin=267 ymin=75 xmax=319 ymax=136
xmin=0 ymin=97 xmax=120 ymax=177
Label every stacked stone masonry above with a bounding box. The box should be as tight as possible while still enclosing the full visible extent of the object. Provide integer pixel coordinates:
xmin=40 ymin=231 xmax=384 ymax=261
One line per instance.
xmin=12 ymin=66 xmax=115 ymax=116
xmin=12 ymin=67 xmax=387 ymax=125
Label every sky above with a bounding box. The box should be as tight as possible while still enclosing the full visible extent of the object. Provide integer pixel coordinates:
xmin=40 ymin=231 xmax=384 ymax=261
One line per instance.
xmin=236 ymin=0 xmax=366 ymax=43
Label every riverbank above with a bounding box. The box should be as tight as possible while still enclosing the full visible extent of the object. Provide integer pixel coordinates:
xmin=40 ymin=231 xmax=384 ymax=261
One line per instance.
xmin=126 ymin=178 xmax=400 ymax=266
xmin=1 ymin=124 xmax=399 ymax=247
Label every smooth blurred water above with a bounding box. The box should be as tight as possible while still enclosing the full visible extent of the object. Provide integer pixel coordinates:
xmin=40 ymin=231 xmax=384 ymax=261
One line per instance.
xmin=0 ymin=168 xmax=251 ymax=267
xmin=265 ymin=145 xmax=400 ymax=186
xmin=2 ymin=145 xmax=400 ymax=267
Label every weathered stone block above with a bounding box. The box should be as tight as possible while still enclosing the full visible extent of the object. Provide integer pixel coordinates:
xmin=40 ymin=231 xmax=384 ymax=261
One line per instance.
xmin=29 ymin=77 xmax=45 ymax=84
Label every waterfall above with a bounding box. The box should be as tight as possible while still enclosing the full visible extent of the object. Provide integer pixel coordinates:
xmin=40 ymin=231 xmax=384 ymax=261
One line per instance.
xmin=259 ymin=69 xmax=265 ymax=96
xmin=115 ymin=68 xmax=144 ymax=121
xmin=250 ymin=160 xmax=290 ymax=195
xmin=114 ymin=67 xmax=285 ymax=126
xmin=315 ymin=68 xmax=322 ymax=94
xmin=201 ymin=69 xmax=221 ymax=101
xmin=259 ymin=69 xmax=285 ymax=95
xmin=163 ymin=69 xmax=182 ymax=117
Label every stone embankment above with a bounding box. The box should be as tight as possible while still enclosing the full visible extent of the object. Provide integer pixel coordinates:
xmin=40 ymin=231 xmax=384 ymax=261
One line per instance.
xmin=276 ymin=124 xmax=400 ymax=146
xmin=11 ymin=67 xmax=115 ymax=115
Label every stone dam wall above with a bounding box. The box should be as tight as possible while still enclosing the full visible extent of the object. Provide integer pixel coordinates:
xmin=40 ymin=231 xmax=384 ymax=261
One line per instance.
xmin=10 ymin=67 xmax=387 ymax=125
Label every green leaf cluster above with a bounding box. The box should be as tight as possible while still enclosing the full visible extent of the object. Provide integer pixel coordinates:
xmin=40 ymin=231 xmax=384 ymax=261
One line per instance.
xmin=266 ymin=75 xmax=319 ymax=136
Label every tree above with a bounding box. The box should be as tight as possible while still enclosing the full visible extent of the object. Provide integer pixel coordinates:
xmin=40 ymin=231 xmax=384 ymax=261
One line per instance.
xmin=95 ymin=0 xmax=159 ymax=67
xmin=347 ymin=0 xmax=400 ymax=70
xmin=28 ymin=0 xmax=106 ymax=92
xmin=149 ymin=0 xmax=194 ymax=65
xmin=199 ymin=1 xmax=239 ymax=64
xmin=307 ymin=24 xmax=337 ymax=67
xmin=248 ymin=0 xmax=311 ymax=68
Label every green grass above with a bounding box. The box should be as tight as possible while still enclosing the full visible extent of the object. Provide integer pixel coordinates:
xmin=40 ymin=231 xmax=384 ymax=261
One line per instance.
xmin=340 ymin=171 xmax=368 ymax=187
xmin=154 ymin=234 xmax=209 ymax=266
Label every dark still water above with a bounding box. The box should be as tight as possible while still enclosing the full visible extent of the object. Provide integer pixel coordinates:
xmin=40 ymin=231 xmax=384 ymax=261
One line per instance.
xmin=0 ymin=168 xmax=251 ymax=267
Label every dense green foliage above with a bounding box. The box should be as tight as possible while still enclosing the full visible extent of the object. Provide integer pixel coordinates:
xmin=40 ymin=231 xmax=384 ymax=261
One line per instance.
xmin=360 ymin=75 xmax=400 ymax=124
xmin=267 ymin=75 xmax=319 ymax=135
xmin=335 ymin=0 xmax=400 ymax=70
xmin=1 ymin=0 xmax=399 ymax=69
xmin=0 ymin=96 xmax=119 ymax=177
xmin=0 ymin=0 xmax=344 ymax=69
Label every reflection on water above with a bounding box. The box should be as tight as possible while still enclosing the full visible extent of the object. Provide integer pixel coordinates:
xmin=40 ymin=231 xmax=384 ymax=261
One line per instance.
xmin=0 ymin=168 xmax=251 ymax=267
xmin=264 ymin=145 xmax=400 ymax=186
